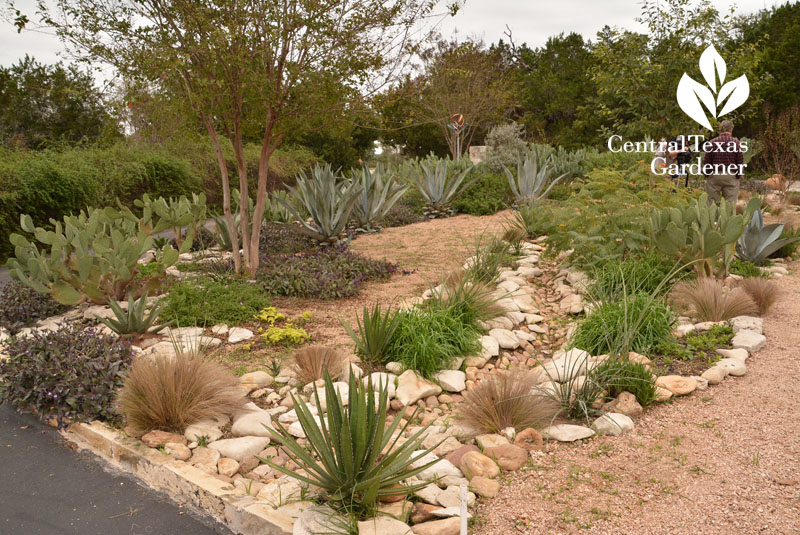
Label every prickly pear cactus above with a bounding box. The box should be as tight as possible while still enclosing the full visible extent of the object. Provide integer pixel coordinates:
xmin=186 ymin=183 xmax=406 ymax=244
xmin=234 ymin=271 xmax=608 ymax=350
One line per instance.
xmin=7 ymin=206 xmax=186 ymax=305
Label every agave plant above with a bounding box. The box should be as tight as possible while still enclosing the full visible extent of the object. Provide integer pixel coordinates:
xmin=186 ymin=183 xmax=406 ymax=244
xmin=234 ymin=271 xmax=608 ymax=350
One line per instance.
xmin=736 ymin=208 xmax=800 ymax=264
xmin=259 ymin=370 xmax=440 ymax=517
xmin=350 ymin=164 xmax=408 ymax=232
xmin=413 ymin=158 xmax=478 ymax=218
xmin=264 ymin=190 xmax=297 ymax=224
xmin=503 ymin=150 xmax=567 ymax=204
xmin=277 ymin=164 xmax=362 ymax=245
xmin=97 ymin=292 xmax=170 ymax=336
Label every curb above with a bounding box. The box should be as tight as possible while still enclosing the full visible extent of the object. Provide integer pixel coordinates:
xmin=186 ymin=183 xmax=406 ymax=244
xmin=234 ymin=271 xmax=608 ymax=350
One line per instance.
xmin=61 ymin=421 xmax=293 ymax=535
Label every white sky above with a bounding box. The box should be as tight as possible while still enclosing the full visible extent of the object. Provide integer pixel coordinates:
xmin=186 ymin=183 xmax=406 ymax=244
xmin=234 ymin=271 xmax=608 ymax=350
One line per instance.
xmin=0 ymin=0 xmax=790 ymax=69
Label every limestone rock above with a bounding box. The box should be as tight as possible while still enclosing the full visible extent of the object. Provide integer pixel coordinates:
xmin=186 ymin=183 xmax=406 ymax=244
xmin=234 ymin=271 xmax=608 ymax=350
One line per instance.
xmin=411 ymin=517 xmax=461 ymax=535
xmin=513 ymin=428 xmax=544 ymax=451
xmin=437 ymin=485 xmax=475 ymax=508
xmin=164 ymin=442 xmax=191 ymax=461
xmin=411 ymin=503 xmax=440 ymax=524
xmin=190 ymin=447 xmax=221 ymax=473
xmin=184 ymin=419 xmax=225 ymax=443
xmin=542 ymin=424 xmax=595 ymax=442
xmin=411 ymin=450 xmax=462 ymax=481
xmin=729 ymin=315 xmax=763 ymax=334
xmin=479 ymin=335 xmax=500 ymax=358
xmin=434 ymin=370 xmax=466 ymax=393
xmin=716 ymin=358 xmax=747 ymax=377
xmin=415 ymin=484 xmax=443 ymax=505
xmin=716 ymin=348 xmax=748 ymax=361
xmin=655 ymin=375 xmax=697 ymax=396
xmin=610 ymin=391 xmax=643 ymax=418
xmin=475 ymin=434 xmax=509 ymax=449
xmin=294 ymin=507 xmax=345 ymax=535
xmin=363 ymin=372 xmax=397 ymax=399
xmin=485 ymin=444 xmax=527 ymax=471
xmin=559 ymin=293 xmax=584 ymax=314
xmin=732 ymin=330 xmax=766 ymax=353
xmin=217 ymin=457 xmax=240 ymax=477
xmin=701 ymin=366 xmax=729 ymax=385
xmin=433 ymin=436 xmax=463 ymax=458
xmin=141 ymin=430 xmax=186 ymax=448
xmin=459 ymin=451 xmax=499 ymax=480
xmin=444 ymin=445 xmax=479 ymax=467
xmin=240 ymin=371 xmax=273 ymax=392
xmin=357 ymin=517 xmax=413 ymax=535
xmin=231 ymin=406 xmax=273 ymax=437
xmin=488 ymin=328 xmax=519 ymax=350
xmin=654 ymin=386 xmax=673 ymax=402
xmin=470 ymin=476 xmax=501 ymax=498
xmin=208 ymin=436 xmax=269 ymax=462
xmin=228 ymin=327 xmax=254 ymax=344
xmin=592 ymin=413 xmax=634 ymax=436
xmin=396 ymin=370 xmax=442 ymax=406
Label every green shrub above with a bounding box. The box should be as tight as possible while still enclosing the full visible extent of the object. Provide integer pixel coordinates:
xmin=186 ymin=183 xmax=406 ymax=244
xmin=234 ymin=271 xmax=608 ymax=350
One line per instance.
xmin=262 ymin=371 xmax=439 ymax=519
xmin=588 ymin=251 xmax=680 ymax=302
xmin=571 ymin=293 xmax=676 ymax=356
xmin=0 ymin=324 xmax=133 ymax=428
xmin=452 ymin=169 xmax=511 ymax=216
xmin=387 ymin=304 xmax=481 ymax=378
xmin=729 ymin=259 xmax=768 ymax=278
xmin=0 ymin=280 xmax=68 ymax=333
xmin=591 ymin=357 xmax=657 ymax=406
xmin=159 ymin=278 xmax=271 ymax=326
xmin=685 ymin=325 xmax=733 ymax=353
xmin=376 ymin=201 xmax=425 ymax=228
xmin=258 ymin=248 xmax=396 ymax=299
xmin=259 ymin=222 xmax=317 ymax=256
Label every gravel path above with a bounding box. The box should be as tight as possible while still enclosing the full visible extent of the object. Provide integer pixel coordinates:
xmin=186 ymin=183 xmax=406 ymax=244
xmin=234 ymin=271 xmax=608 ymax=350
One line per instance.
xmin=474 ymin=260 xmax=800 ymax=535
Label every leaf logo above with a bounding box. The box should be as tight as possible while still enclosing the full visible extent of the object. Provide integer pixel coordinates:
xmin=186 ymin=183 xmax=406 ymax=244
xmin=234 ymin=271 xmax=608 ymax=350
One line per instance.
xmin=676 ymin=45 xmax=749 ymax=130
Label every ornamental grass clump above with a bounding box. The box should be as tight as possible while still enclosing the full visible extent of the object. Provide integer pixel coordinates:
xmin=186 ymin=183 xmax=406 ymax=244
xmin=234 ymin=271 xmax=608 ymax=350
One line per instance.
xmin=590 ymin=357 xmax=657 ymax=407
xmin=118 ymin=351 xmax=247 ymax=436
xmin=457 ymin=370 xmax=557 ymax=434
xmin=261 ymin=371 xmax=440 ymax=519
xmin=429 ymin=272 xmax=505 ymax=326
xmin=670 ymin=278 xmax=758 ymax=322
xmin=0 ymin=324 xmax=132 ymax=428
xmin=292 ymin=346 xmax=348 ymax=384
xmin=341 ymin=304 xmax=401 ymax=365
xmin=737 ymin=277 xmax=780 ymax=316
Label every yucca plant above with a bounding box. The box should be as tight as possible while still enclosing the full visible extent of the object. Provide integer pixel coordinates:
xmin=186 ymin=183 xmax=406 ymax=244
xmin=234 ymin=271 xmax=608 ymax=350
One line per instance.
xmin=97 ymin=292 xmax=170 ymax=336
xmin=260 ymin=371 xmax=441 ymax=518
xmin=350 ymin=164 xmax=408 ymax=232
xmin=503 ymin=150 xmax=567 ymax=204
xmin=341 ymin=304 xmax=401 ymax=364
xmin=414 ymin=158 xmax=478 ymax=218
xmin=736 ymin=208 xmax=800 ymax=264
xmin=277 ymin=164 xmax=362 ymax=245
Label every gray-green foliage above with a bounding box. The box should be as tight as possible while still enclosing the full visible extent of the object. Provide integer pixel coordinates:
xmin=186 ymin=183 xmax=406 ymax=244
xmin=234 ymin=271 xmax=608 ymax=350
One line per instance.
xmin=503 ymin=150 xmax=567 ymax=204
xmin=97 ymin=292 xmax=169 ymax=336
xmin=350 ymin=164 xmax=408 ymax=232
xmin=736 ymin=208 xmax=800 ymax=264
xmin=484 ymin=123 xmax=528 ymax=173
xmin=264 ymin=190 xmax=297 ymax=224
xmin=135 ymin=193 xmax=207 ymax=250
xmin=651 ymin=193 xmax=754 ymax=277
xmin=8 ymin=207 xmax=186 ymax=305
xmin=277 ymin=164 xmax=361 ymax=244
xmin=413 ymin=158 xmax=479 ymax=218
xmin=260 ymin=371 xmax=439 ymax=517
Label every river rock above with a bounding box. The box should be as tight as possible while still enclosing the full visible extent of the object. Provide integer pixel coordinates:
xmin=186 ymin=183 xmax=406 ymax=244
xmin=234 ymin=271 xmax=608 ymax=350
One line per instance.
xmin=701 ymin=366 xmax=729 ymax=385
xmin=240 ymin=371 xmax=273 ymax=392
xmin=655 ymin=375 xmax=697 ymax=396
xmin=485 ymin=444 xmax=527 ymax=471
xmin=542 ymin=424 xmax=595 ymax=442
xmin=231 ymin=405 xmax=273 ymax=437
xmin=396 ymin=370 xmax=442 ymax=406
xmin=228 ymin=327 xmax=254 ymax=344
xmin=208 ymin=436 xmax=269 ymax=461
xmin=488 ymin=328 xmax=519 ymax=349
xmin=190 ymin=447 xmax=221 ymax=473
xmin=434 ymin=370 xmax=466 ymax=393
xmin=513 ymin=428 xmax=544 ymax=451
xmin=459 ymin=451 xmax=499 ymax=479
xmin=716 ymin=358 xmax=747 ymax=376
xmin=437 ymin=485 xmax=475 ymax=508
xmin=592 ymin=413 xmax=634 ymax=436
xmin=716 ymin=348 xmax=749 ymax=361
xmin=479 ymin=335 xmax=500 ymax=358
xmin=363 ymin=372 xmax=397 ymax=398
xmin=475 ymin=434 xmax=509 ymax=449
xmin=411 ymin=517 xmax=461 ymax=535
xmin=358 ymin=517 xmax=413 ymax=535
xmin=470 ymin=476 xmax=501 ymax=498
xmin=141 ymin=430 xmax=186 ymax=448
xmin=184 ymin=419 xmax=225 ymax=443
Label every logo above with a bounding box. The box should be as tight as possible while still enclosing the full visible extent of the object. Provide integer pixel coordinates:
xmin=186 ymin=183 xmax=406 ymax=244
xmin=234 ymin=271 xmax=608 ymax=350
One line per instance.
xmin=676 ymin=45 xmax=749 ymax=130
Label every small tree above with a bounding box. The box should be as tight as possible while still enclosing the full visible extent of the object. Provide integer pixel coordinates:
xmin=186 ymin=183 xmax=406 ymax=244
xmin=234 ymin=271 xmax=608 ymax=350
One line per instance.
xmin=22 ymin=0 xmax=457 ymax=274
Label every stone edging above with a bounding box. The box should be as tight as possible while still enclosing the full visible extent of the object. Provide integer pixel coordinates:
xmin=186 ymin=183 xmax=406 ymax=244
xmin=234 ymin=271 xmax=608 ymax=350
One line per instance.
xmin=61 ymin=421 xmax=291 ymax=535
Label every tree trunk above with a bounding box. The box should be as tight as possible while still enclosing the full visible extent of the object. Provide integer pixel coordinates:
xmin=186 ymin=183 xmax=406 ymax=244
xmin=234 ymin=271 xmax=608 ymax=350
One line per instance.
xmin=201 ymin=115 xmax=241 ymax=272
xmin=232 ymin=121 xmax=252 ymax=273
xmin=249 ymin=112 xmax=283 ymax=274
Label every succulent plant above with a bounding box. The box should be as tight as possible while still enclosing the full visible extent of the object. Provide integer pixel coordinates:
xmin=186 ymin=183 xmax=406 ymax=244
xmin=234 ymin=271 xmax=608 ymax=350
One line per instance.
xmin=413 ymin=158 xmax=479 ymax=218
xmin=736 ymin=207 xmax=800 ymax=264
xmin=503 ymin=150 xmax=567 ymax=204
xmin=651 ymin=194 xmax=755 ymax=277
xmin=8 ymin=206 xmax=186 ymax=305
xmin=350 ymin=164 xmax=408 ymax=232
xmin=277 ymin=164 xmax=362 ymax=245
xmin=134 ymin=193 xmax=207 ymax=250
xmin=97 ymin=292 xmax=170 ymax=336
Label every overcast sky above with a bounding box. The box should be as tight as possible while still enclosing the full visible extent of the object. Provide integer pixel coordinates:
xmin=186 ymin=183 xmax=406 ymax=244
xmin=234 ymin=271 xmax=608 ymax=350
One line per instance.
xmin=0 ymin=0 xmax=790 ymax=70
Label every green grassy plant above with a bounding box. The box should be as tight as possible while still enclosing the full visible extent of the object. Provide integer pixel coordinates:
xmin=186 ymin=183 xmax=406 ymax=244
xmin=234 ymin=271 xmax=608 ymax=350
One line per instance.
xmin=159 ymin=278 xmax=270 ymax=326
xmin=590 ymin=357 xmax=657 ymax=407
xmin=588 ymin=251 xmax=680 ymax=302
xmin=341 ymin=304 xmax=401 ymax=365
xmin=729 ymin=259 xmax=768 ymax=278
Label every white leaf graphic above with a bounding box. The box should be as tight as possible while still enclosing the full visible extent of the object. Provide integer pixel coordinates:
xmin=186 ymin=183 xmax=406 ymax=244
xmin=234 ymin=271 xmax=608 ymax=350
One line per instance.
xmin=677 ymin=73 xmax=716 ymax=130
xmin=699 ymin=45 xmax=726 ymax=93
xmin=717 ymin=74 xmax=750 ymax=117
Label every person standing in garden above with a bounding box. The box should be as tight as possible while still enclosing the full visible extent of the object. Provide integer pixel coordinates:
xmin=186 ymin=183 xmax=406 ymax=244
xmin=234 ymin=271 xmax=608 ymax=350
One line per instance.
xmin=702 ymin=120 xmax=745 ymax=206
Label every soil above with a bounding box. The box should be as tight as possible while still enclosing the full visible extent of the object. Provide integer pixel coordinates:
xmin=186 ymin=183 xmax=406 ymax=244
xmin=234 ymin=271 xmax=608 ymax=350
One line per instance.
xmin=473 ymin=258 xmax=800 ymax=535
